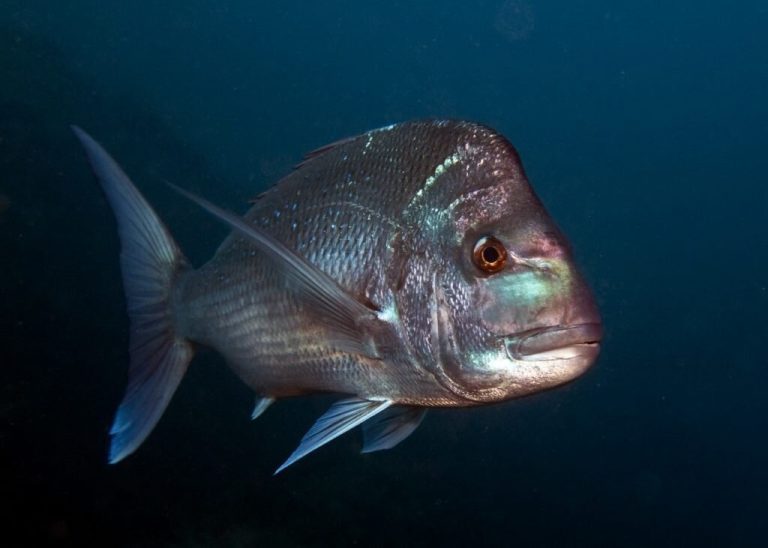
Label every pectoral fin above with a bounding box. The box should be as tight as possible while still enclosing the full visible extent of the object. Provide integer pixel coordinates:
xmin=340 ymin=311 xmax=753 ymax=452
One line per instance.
xmin=275 ymin=398 xmax=392 ymax=474
xmin=361 ymin=406 xmax=426 ymax=454
xmin=169 ymin=184 xmax=380 ymax=358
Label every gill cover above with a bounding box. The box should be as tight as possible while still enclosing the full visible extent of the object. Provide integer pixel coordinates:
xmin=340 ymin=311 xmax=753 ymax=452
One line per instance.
xmin=428 ymin=271 xmax=508 ymax=402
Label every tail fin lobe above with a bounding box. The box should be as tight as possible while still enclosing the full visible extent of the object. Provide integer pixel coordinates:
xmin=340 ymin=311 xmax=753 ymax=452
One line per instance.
xmin=73 ymin=126 xmax=194 ymax=463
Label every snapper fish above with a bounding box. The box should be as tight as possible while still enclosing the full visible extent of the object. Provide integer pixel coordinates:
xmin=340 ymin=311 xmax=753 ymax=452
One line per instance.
xmin=73 ymin=120 xmax=602 ymax=473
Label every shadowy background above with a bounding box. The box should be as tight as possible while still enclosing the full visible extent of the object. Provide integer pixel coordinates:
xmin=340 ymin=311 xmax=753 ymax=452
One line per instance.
xmin=1 ymin=1 xmax=767 ymax=546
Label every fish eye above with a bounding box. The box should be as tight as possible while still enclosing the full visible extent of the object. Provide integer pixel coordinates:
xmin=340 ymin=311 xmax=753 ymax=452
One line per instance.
xmin=473 ymin=236 xmax=507 ymax=274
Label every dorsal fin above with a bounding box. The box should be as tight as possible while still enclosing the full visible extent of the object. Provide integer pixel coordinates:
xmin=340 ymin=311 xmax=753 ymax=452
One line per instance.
xmin=293 ymin=135 xmax=359 ymax=170
xmin=248 ymin=135 xmax=361 ymax=204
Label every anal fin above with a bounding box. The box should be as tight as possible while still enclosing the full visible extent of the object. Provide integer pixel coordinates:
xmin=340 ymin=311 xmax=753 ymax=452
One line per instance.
xmin=251 ymin=396 xmax=274 ymax=420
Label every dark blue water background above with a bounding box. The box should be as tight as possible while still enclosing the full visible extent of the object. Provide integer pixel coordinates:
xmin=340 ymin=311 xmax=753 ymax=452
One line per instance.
xmin=2 ymin=1 xmax=767 ymax=545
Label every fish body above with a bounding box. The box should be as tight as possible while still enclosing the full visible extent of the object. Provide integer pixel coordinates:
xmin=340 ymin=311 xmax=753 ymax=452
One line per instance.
xmin=74 ymin=120 xmax=602 ymax=472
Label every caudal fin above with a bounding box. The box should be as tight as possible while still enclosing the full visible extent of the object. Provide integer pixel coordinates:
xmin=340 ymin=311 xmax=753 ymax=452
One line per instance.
xmin=73 ymin=126 xmax=194 ymax=463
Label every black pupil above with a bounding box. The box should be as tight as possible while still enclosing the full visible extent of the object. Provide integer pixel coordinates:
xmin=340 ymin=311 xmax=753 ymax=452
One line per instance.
xmin=482 ymin=245 xmax=499 ymax=264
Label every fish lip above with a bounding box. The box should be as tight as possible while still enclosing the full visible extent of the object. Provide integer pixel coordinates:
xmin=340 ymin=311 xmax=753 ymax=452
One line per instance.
xmin=504 ymin=323 xmax=603 ymax=361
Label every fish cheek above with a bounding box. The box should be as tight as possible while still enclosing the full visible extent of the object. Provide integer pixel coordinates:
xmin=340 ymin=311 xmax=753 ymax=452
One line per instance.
xmin=476 ymin=269 xmax=560 ymax=336
xmin=431 ymin=267 xmax=508 ymax=393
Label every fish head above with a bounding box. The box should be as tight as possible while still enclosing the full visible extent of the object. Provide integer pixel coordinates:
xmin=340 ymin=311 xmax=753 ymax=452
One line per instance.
xmin=413 ymin=127 xmax=602 ymax=403
xmin=445 ymin=221 xmax=603 ymax=402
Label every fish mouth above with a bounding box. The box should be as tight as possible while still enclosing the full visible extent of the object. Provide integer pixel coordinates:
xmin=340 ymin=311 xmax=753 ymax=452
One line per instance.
xmin=504 ymin=323 xmax=603 ymax=361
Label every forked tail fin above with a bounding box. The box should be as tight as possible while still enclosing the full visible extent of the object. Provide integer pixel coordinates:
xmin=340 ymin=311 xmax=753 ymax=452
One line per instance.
xmin=73 ymin=126 xmax=194 ymax=463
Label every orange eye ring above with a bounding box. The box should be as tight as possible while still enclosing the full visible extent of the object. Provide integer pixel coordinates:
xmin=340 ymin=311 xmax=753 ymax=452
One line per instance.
xmin=473 ymin=236 xmax=507 ymax=274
